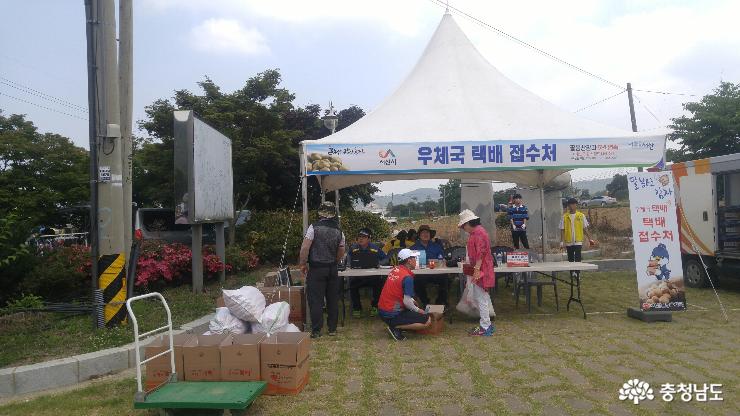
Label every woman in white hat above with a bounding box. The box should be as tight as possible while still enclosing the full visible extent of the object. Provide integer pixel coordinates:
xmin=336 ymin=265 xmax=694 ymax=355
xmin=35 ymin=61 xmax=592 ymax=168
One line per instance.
xmin=458 ymin=209 xmax=495 ymax=336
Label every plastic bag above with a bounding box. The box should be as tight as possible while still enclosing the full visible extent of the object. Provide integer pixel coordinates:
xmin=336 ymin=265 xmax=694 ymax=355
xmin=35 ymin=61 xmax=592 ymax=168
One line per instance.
xmin=283 ymin=323 xmax=301 ymax=332
xmin=259 ymin=301 xmax=290 ymax=335
xmin=456 ymin=276 xmax=495 ymax=318
xmin=208 ymin=307 xmax=247 ymax=335
xmin=223 ymin=286 xmax=266 ymax=322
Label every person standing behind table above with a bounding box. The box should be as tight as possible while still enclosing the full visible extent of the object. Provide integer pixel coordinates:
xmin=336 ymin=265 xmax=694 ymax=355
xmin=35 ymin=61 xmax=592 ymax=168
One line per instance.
xmin=459 ymin=209 xmax=496 ymax=336
xmin=377 ymin=249 xmax=432 ymax=341
xmin=348 ymin=228 xmax=387 ymax=318
xmin=559 ymin=198 xmax=596 ymax=280
xmin=410 ymin=225 xmax=447 ymax=306
xmin=508 ymin=193 xmax=530 ymax=249
xmin=299 ymin=201 xmax=346 ymax=339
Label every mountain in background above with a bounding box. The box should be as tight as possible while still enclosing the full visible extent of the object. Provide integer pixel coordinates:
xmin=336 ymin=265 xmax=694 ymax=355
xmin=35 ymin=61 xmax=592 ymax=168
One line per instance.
xmin=572 ymin=178 xmax=611 ymax=195
xmin=356 ymin=188 xmax=440 ymax=211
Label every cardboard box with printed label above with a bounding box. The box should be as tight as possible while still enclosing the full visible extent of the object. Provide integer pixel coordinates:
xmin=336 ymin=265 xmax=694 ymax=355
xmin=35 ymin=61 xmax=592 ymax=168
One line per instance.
xmin=144 ymin=333 xmax=194 ymax=389
xmin=220 ymin=334 xmax=264 ymax=381
xmin=260 ymin=332 xmax=311 ymax=395
xmin=259 ymin=286 xmax=306 ymax=327
xmin=182 ymin=334 xmax=228 ymax=381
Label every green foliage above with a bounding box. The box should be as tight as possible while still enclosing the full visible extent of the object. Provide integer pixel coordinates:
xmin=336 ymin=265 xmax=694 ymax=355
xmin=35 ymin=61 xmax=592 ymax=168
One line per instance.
xmin=438 ymin=179 xmax=461 ymax=215
xmin=0 ymin=213 xmax=37 ymax=305
xmin=21 ymin=245 xmax=91 ymax=302
xmin=135 ymin=70 xmax=378 ymax=211
xmin=236 ymin=209 xmax=391 ymax=264
xmin=2 ymin=293 xmax=44 ymax=314
xmin=606 ymin=174 xmax=629 ymax=200
xmin=224 ymin=244 xmax=260 ymax=274
xmin=0 ymin=213 xmax=29 ymax=266
xmin=668 ymin=82 xmax=740 ymax=162
xmin=0 ymin=111 xmax=89 ymax=226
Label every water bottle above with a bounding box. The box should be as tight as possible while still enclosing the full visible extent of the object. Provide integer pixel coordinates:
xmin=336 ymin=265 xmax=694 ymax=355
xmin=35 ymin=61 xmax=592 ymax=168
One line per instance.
xmin=419 ymin=250 xmax=427 ymax=268
xmin=496 ymin=252 xmax=502 ymax=266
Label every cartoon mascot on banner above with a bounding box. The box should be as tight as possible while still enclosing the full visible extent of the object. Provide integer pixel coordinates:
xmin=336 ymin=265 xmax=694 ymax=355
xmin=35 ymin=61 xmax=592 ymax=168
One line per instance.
xmin=646 ymin=243 xmax=670 ymax=281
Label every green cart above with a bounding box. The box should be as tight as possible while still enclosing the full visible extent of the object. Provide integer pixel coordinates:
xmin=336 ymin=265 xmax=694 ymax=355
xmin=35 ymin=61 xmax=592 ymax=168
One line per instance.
xmin=126 ymin=293 xmax=266 ymax=416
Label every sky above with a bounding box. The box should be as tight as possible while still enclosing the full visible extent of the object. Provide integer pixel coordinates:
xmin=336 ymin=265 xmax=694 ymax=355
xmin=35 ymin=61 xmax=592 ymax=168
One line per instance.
xmin=2 ymin=0 xmax=739 ymax=195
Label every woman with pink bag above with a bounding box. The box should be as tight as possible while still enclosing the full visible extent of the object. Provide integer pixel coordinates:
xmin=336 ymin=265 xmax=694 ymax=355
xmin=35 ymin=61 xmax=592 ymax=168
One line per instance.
xmin=458 ymin=209 xmax=496 ymax=336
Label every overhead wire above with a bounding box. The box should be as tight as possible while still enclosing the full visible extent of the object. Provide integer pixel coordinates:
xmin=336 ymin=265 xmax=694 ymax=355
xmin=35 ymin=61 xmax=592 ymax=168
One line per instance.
xmin=0 ymin=91 xmax=88 ymax=121
xmin=574 ymin=90 xmax=626 ymax=113
xmin=633 ymin=88 xmax=698 ymax=97
xmin=0 ymin=76 xmax=88 ymax=112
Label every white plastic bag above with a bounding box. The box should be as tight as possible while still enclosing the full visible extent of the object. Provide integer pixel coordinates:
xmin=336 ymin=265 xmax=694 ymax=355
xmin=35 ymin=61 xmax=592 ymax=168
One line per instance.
xmin=456 ymin=276 xmax=495 ymax=318
xmin=208 ymin=307 xmax=247 ymax=335
xmin=259 ymin=301 xmax=290 ymax=335
xmin=223 ymin=286 xmax=266 ymax=322
xmin=283 ymin=323 xmax=301 ymax=332
xmin=252 ymin=312 xmax=296 ymax=335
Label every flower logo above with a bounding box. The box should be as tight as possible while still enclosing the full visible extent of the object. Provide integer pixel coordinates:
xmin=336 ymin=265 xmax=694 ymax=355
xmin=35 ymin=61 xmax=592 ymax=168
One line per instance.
xmin=619 ymin=379 xmax=654 ymax=404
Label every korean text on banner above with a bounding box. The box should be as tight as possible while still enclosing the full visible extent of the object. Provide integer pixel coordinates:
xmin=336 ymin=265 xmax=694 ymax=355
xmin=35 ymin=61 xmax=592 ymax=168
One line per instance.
xmin=627 ymin=172 xmax=687 ymax=311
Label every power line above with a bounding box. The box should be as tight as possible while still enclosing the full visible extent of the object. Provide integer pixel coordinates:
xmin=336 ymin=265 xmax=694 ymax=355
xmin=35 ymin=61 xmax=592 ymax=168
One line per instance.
xmin=633 ymin=88 xmax=698 ymax=97
xmin=633 ymin=94 xmax=662 ymax=124
xmin=428 ymin=0 xmax=624 ymax=89
xmin=0 ymin=91 xmax=88 ymax=121
xmin=574 ymin=90 xmax=626 ymax=113
xmin=0 ymin=76 xmax=87 ymax=112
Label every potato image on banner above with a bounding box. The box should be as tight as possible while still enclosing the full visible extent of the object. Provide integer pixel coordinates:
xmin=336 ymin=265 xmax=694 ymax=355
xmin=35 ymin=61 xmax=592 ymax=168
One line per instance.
xmin=306 ymin=152 xmax=349 ymax=172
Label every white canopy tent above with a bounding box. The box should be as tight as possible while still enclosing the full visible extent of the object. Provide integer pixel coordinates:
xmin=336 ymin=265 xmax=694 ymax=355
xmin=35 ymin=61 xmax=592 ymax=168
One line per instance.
xmin=300 ymin=12 xmax=665 ymax=251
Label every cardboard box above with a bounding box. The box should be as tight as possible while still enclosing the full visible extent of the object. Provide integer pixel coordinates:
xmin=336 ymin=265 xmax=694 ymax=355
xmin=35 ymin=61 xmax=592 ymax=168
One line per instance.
xmin=259 ymin=286 xmax=306 ymax=326
xmin=260 ymin=332 xmax=311 ymax=395
xmin=419 ymin=305 xmax=445 ymax=335
xmin=220 ymin=334 xmax=264 ymax=381
xmin=182 ymin=334 xmax=229 ymax=381
xmin=144 ymin=333 xmax=194 ymax=389
xmin=216 ymin=296 xmax=226 ymax=308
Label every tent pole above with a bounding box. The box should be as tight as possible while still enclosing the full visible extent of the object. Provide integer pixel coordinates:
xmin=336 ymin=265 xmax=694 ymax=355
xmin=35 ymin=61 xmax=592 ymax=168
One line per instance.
xmin=300 ymin=145 xmax=308 ymax=234
xmin=335 ymin=190 xmax=340 ymax=222
xmin=539 ymin=170 xmax=547 ymax=261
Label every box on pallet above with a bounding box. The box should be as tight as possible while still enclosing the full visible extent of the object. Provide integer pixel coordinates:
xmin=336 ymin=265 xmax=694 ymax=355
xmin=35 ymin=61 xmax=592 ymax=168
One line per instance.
xmin=144 ymin=333 xmax=194 ymax=389
xmin=182 ymin=334 xmax=229 ymax=381
xmin=260 ymin=332 xmax=311 ymax=395
xmin=220 ymin=334 xmax=264 ymax=381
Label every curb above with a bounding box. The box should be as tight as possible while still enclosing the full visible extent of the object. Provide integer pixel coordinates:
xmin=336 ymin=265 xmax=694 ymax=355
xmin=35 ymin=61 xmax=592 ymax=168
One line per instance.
xmin=0 ymin=312 xmax=214 ymax=399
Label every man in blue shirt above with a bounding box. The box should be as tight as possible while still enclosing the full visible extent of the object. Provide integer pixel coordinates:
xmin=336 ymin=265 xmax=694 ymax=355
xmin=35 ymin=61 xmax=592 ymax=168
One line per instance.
xmin=348 ymin=228 xmax=387 ymax=317
xmin=507 ymin=193 xmax=530 ymax=249
xmin=410 ymin=224 xmax=447 ymax=306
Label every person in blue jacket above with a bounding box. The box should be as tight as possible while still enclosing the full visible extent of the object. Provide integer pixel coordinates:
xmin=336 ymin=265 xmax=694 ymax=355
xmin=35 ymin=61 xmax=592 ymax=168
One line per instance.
xmin=410 ymin=224 xmax=447 ymax=306
xmin=348 ymin=228 xmax=387 ymax=317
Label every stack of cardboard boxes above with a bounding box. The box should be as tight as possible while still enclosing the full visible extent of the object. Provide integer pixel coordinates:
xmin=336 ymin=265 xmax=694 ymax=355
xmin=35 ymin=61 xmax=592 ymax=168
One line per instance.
xmin=144 ymin=332 xmax=311 ymax=395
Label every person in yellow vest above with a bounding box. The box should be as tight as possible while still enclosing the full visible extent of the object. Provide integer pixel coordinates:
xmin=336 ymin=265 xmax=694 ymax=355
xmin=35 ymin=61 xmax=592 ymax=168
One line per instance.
xmin=559 ymin=198 xmax=596 ymax=279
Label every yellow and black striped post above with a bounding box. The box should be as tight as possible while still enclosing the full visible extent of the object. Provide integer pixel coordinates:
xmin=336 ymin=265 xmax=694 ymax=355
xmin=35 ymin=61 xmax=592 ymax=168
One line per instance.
xmin=98 ymin=253 xmax=127 ymax=326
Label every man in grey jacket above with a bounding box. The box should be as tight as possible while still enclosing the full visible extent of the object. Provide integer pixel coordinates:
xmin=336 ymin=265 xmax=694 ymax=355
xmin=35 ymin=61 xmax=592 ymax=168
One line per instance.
xmin=299 ymin=201 xmax=345 ymax=338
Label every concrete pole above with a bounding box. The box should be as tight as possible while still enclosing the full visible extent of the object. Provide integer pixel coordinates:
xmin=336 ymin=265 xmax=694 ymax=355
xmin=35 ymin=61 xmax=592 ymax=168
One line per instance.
xmin=335 ymin=189 xmax=340 ymax=223
xmin=119 ymin=0 xmax=133 ymax=265
xmin=192 ymin=224 xmax=203 ymax=293
xmin=215 ymin=222 xmax=226 ymax=284
xmin=627 ymin=83 xmax=642 ymax=172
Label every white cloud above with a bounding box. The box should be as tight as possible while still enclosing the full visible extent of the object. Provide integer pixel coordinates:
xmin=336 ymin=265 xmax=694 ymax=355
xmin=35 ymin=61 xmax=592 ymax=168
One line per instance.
xmin=190 ymin=18 xmax=269 ymax=55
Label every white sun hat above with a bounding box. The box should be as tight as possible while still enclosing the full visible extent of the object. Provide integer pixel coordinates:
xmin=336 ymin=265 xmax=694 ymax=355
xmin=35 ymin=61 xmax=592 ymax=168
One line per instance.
xmin=457 ymin=209 xmax=480 ymax=228
xmin=398 ymin=249 xmax=420 ymax=261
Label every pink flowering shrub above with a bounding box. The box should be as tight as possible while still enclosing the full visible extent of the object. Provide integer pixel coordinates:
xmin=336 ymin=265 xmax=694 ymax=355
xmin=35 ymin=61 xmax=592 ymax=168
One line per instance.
xmin=135 ymin=241 xmax=234 ymax=289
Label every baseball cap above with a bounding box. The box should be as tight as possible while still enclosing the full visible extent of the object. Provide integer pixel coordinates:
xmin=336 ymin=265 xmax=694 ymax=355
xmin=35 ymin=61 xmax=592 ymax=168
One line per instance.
xmin=398 ymin=249 xmax=420 ymax=261
xmin=358 ymin=228 xmax=372 ymax=237
xmin=567 ymin=197 xmax=578 ymax=205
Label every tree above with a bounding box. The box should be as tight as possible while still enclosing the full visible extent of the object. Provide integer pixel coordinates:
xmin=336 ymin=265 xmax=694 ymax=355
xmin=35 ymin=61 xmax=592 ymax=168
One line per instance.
xmin=438 ymin=179 xmax=461 ymax=215
xmin=606 ymin=173 xmax=629 ymax=200
xmin=0 ymin=111 xmax=89 ymax=226
xmin=668 ymin=82 xmax=740 ymax=162
xmin=134 ymin=70 xmax=377 ymax=212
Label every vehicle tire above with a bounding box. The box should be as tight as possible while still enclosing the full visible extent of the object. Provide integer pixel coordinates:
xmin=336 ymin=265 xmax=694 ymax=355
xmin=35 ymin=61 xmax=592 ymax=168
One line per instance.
xmin=601 ymin=202 xmax=606 ymax=207
xmin=683 ymin=257 xmax=708 ymax=288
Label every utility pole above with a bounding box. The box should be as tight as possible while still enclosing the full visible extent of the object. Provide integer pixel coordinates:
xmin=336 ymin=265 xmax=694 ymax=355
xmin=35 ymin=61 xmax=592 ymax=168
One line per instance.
xmin=626 ymin=82 xmax=642 ymax=172
xmin=119 ymin=0 xmax=133 ymax=270
xmin=85 ymin=0 xmax=127 ymax=327
xmin=442 ymin=187 xmax=446 ymax=216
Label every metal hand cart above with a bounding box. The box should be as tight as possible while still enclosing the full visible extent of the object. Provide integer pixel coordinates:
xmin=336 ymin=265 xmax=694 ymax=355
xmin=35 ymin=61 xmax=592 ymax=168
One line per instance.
xmin=126 ymin=292 xmax=266 ymax=415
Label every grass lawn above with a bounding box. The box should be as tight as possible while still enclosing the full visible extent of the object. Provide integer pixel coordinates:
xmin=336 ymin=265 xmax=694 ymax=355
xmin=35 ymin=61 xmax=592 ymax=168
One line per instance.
xmin=0 ymin=268 xmax=267 ymax=368
xmin=1 ymin=271 xmax=738 ymax=415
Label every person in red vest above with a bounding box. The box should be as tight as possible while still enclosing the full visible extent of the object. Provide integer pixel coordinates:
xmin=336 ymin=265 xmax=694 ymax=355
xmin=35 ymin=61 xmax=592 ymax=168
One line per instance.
xmin=377 ymin=249 xmax=431 ymax=341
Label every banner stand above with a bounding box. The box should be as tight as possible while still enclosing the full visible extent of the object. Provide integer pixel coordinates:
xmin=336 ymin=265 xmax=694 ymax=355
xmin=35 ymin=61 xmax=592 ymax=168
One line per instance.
xmin=627 ymin=307 xmax=672 ymax=323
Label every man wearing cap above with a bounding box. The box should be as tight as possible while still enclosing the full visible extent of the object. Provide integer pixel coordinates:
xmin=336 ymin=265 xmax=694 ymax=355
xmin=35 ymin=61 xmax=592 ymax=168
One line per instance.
xmin=559 ymin=198 xmax=596 ymax=279
xmin=299 ymin=201 xmax=346 ymax=338
xmin=348 ymin=228 xmax=387 ymax=317
xmin=410 ymin=224 xmax=447 ymax=306
xmin=377 ymin=249 xmax=432 ymax=341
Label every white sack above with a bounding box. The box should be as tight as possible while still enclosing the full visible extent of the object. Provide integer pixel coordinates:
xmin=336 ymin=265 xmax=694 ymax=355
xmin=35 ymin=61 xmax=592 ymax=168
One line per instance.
xmin=208 ymin=307 xmax=247 ymax=335
xmin=259 ymin=301 xmax=290 ymax=335
xmin=223 ymin=286 xmax=266 ymax=322
xmin=283 ymin=323 xmax=301 ymax=332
